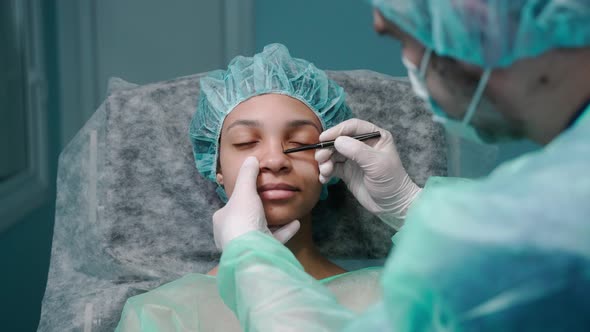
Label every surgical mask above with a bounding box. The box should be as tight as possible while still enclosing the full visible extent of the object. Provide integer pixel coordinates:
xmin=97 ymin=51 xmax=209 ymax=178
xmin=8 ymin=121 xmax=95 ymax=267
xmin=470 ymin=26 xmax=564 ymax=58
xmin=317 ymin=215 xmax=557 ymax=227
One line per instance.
xmin=402 ymin=49 xmax=492 ymax=144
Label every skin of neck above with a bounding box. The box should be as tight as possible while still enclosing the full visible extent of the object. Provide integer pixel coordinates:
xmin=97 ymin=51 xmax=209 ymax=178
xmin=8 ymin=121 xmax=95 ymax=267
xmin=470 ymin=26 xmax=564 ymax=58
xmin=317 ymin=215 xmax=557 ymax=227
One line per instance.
xmin=208 ymin=213 xmax=347 ymax=279
xmin=477 ymin=47 xmax=590 ymax=145
xmin=207 ymin=213 xmax=346 ymax=280
xmin=284 ymin=213 xmax=346 ymax=280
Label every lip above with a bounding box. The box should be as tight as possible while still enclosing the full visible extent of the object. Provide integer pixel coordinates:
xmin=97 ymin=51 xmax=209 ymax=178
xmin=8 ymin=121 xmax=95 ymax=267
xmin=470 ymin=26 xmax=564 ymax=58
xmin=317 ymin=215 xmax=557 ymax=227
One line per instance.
xmin=258 ymin=183 xmax=299 ymax=192
xmin=258 ymin=183 xmax=299 ymax=201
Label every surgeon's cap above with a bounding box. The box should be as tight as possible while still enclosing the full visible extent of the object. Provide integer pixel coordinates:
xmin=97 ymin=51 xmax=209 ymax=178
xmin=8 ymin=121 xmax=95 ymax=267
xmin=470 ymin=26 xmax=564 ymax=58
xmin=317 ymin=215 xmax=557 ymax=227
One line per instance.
xmin=189 ymin=43 xmax=352 ymax=201
xmin=371 ymin=0 xmax=590 ymax=68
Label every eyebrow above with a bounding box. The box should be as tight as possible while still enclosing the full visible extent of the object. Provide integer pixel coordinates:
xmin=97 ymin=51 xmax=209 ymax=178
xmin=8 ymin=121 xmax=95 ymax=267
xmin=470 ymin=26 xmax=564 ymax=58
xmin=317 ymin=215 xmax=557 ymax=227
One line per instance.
xmin=225 ymin=119 xmax=322 ymax=133
xmin=286 ymin=120 xmax=322 ymax=133
xmin=225 ymin=119 xmax=262 ymax=132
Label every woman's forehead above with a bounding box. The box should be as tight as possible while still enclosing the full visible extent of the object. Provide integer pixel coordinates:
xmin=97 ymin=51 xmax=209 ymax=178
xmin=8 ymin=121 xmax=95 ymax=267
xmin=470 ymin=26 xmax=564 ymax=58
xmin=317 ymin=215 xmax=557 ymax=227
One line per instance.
xmin=223 ymin=94 xmax=322 ymax=131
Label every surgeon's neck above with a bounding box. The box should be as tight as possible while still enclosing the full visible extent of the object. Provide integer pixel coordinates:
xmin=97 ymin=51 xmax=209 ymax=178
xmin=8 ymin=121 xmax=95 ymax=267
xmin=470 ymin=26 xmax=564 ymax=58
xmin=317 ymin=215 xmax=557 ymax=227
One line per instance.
xmin=285 ymin=214 xmax=346 ymax=280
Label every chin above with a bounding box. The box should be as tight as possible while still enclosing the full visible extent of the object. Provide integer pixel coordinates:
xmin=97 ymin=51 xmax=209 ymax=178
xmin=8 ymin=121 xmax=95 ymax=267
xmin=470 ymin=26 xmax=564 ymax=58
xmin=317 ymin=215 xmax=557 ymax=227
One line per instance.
xmin=264 ymin=206 xmax=306 ymax=226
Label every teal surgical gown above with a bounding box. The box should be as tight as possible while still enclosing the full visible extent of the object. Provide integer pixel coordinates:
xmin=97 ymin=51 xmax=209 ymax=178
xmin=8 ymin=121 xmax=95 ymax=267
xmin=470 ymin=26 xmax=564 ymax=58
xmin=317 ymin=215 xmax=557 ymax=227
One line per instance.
xmin=217 ymin=105 xmax=590 ymax=331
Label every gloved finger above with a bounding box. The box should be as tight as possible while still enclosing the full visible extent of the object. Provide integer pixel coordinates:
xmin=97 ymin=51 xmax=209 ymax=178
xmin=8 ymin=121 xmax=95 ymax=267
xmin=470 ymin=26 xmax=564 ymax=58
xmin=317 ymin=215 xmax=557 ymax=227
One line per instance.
xmin=315 ymin=147 xmax=335 ymax=164
xmin=330 ymin=161 xmax=347 ymax=181
xmin=318 ymin=150 xmax=349 ymax=184
xmin=318 ymin=160 xmax=334 ymax=178
xmin=231 ymin=156 xmax=260 ymax=198
xmin=319 ymin=118 xmax=383 ymax=141
xmin=332 ymin=152 xmax=348 ymax=164
xmin=334 ymin=136 xmax=378 ymax=166
xmin=271 ymin=220 xmax=300 ymax=244
xmin=212 ymin=209 xmax=225 ymax=250
xmin=318 ymin=151 xmax=347 ymax=175
xmin=318 ymin=173 xmax=331 ymax=184
xmin=318 ymin=149 xmax=347 ymax=165
xmin=317 ymin=144 xmax=350 ymax=183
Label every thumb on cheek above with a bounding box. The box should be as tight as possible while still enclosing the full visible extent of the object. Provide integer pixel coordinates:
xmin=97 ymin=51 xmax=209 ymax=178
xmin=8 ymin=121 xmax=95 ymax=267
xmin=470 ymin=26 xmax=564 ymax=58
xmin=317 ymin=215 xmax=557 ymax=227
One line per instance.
xmin=232 ymin=156 xmax=260 ymax=196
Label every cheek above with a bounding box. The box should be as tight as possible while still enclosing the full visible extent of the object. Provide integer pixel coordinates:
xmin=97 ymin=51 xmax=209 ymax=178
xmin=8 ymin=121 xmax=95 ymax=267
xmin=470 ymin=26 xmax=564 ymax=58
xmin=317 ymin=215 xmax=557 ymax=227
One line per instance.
xmin=429 ymin=57 xmax=484 ymax=118
xmin=218 ymin=153 xmax=244 ymax=197
xmin=429 ymin=71 xmax=473 ymax=118
xmin=293 ymin=158 xmax=321 ymax=189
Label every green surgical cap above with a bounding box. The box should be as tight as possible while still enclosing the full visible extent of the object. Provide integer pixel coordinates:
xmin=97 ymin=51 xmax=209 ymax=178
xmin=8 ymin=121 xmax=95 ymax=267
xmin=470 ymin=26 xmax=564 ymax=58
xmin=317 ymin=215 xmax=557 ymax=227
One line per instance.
xmin=189 ymin=43 xmax=352 ymax=201
xmin=372 ymin=0 xmax=590 ymax=68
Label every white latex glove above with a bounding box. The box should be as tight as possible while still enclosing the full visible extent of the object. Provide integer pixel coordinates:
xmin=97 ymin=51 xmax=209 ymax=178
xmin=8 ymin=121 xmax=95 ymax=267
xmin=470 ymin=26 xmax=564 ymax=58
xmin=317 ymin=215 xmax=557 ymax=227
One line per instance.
xmin=212 ymin=156 xmax=301 ymax=250
xmin=315 ymin=119 xmax=422 ymax=230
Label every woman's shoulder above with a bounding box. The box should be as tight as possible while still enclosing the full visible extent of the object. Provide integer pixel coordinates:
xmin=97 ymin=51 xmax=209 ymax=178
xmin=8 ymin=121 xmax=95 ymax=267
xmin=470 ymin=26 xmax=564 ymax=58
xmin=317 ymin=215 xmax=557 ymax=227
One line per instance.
xmin=320 ymin=266 xmax=383 ymax=284
xmin=321 ymin=266 xmax=384 ymax=313
xmin=320 ymin=266 xmax=383 ymax=287
xmin=117 ymin=273 xmax=241 ymax=331
xmin=125 ymin=273 xmax=217 ymax=306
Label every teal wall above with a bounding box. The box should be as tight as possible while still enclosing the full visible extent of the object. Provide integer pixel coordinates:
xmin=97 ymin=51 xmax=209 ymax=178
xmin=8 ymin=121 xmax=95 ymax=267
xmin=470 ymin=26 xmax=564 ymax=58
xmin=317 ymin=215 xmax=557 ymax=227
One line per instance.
xmin=255 ymin=0 xmax=405 ymax=77
xmin=0 ymin=2 xmax=60 ymax=331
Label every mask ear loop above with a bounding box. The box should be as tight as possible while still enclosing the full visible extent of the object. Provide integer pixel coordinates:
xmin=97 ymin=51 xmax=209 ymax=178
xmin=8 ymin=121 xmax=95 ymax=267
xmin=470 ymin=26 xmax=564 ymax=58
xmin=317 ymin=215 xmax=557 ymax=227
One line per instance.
xmin=419 ymin=49 xmax=433 ymax=78
xmin=462 ymin=69 xmax=492 ymax=124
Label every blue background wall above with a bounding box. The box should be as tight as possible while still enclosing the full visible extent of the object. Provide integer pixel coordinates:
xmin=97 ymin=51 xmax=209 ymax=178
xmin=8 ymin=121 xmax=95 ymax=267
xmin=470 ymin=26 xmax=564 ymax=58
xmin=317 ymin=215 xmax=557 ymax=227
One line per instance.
xmin=255 ymin=0 xmax=405 ymax=76
xmin=0 ymin=2 xmax=60 ymax=331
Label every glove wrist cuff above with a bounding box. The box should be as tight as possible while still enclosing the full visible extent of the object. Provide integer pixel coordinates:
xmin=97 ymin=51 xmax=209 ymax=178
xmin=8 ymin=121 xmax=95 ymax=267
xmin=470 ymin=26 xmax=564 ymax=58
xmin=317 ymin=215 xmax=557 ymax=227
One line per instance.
xmin=377 ymin=179 xmax=422 ymax=230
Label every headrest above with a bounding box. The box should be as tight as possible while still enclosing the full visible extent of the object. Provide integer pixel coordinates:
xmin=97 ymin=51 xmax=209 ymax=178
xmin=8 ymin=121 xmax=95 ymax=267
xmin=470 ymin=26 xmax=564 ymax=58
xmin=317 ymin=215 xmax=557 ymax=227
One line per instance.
xmin=38 ymin=70 xmax=446 ymax=331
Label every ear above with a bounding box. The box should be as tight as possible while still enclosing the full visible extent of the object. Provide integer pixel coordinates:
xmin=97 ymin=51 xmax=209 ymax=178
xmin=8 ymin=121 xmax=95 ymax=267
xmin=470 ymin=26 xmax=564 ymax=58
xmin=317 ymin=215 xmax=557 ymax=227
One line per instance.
xmin=216 ymin=173 xmax=224 ymax=186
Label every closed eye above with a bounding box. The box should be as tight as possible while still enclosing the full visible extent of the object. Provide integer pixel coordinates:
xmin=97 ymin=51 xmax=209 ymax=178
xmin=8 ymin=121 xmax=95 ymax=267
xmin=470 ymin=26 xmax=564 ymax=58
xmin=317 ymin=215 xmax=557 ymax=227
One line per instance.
xmin=233 ymin=141 xmax=258 ymax=149
xmin=286 ymin=142 xmax=308 ymax=148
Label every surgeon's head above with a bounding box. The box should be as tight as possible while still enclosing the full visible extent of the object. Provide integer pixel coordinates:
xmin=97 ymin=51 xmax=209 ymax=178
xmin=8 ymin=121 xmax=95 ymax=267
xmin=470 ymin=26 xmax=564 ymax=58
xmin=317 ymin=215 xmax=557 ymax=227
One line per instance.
xmin=374 ymin=9 xmax=524 ymax=144
xmin=190 ymin=43 xmax=352 ymax=226
xmin=371 ymin=0 xmax=590 ymax=145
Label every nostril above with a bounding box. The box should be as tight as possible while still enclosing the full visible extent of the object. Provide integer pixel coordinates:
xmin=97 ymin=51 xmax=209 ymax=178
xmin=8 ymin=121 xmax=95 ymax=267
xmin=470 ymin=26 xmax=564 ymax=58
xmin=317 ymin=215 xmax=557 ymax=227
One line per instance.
xmin=259 ymin=154 xmax=292 ymax=173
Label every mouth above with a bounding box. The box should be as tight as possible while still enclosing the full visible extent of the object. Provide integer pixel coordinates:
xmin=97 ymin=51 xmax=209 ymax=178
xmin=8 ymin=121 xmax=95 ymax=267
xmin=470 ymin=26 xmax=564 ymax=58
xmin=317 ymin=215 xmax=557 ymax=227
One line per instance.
xmin=258 ymin=183 xmax=299 ymax=201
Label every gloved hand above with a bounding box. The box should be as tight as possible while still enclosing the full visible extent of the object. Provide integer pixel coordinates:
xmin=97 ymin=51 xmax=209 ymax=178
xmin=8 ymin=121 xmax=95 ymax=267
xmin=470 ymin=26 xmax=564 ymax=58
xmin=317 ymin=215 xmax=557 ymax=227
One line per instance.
xmin=212 ymin=156 xmax=301 ymax=250
xmin=315 ymin=119 xmax=421 ymax=230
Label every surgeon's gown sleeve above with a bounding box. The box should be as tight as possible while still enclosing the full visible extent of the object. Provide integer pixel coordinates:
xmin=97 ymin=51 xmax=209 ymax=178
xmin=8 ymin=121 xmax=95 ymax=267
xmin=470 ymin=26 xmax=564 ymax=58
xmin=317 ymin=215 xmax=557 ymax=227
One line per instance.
xmin=218 ymin=109 xmax=590 ymax=332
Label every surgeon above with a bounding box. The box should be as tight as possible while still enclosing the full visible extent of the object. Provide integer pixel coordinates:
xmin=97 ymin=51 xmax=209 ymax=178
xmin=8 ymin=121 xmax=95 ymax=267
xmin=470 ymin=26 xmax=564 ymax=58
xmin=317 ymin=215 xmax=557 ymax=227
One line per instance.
xmin=212 ymin=1 xmax=590 ymax=331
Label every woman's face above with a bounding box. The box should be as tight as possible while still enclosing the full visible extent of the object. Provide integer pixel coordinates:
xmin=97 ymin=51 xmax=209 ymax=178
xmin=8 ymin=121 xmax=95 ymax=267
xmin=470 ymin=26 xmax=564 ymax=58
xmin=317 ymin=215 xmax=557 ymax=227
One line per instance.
xmin=217 ymin=94 xmax=324 ymax=227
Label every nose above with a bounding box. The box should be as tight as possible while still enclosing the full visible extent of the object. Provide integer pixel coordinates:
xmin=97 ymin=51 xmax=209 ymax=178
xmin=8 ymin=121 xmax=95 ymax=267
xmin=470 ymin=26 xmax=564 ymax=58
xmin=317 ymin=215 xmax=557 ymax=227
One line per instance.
xmin=258 ymin=140 xmax=292 ymax=174
xmin=373 ymin=9 xmax=387 ymax=35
